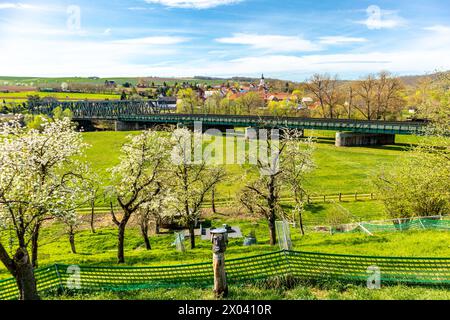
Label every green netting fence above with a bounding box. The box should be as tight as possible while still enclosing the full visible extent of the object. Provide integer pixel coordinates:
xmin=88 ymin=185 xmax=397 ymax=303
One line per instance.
xmin=1 ymin=250 xmax=450 ymax=300
xmin=331 ymin=216 xmax=450 ymax=234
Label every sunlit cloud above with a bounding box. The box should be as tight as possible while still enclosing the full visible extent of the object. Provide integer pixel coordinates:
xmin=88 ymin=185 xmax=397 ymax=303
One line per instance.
xmin=113 ymin=36 xmax=189 ymax=45
xmin=0 ymin=2 xmax=34 ymax=10
xmin=216 ymin=33 xmax=322 ymax=52
xmin=144 ymin=0 xmax=243 ymax=9
xmin=319 ymin=36 xmax=368 ymax=45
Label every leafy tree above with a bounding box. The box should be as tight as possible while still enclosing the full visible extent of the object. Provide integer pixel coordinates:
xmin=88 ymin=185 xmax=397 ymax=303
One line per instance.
xmin=25 ymin=114 xmax=50 ymax=131
xmin=239 ymin=130 xmax=285 ymax=245
xmin=52 ymin=107 xmax=73 ymax=121
xmin=374 ymin=93 xmax=450 ymax=220
xmin=0 ymin=119 xmax=87 ymax=300
xmin=136 ymin=190 xmax=173 ymax=249
xmin=107 ymin=130 xmax=170 ymax=263
xmin=235 ymin=92 xmax=265 ymax=115
xmin=177 ymin=88 xmax=202 ymax=114
xmin=204 ymin=93 xmax=222 ymax=114
xmin=168 ymin=128 xmax=226 ymax=249
xmin=280 ymin=131 xmax=315 ymax=234
xmin=220 ymin=96 xmax=237 ymax=115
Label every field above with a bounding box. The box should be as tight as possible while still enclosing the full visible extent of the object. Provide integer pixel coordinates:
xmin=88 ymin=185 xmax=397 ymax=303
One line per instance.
xmin=0 ymin=76 xmax=227 ymax=88
xmin=81 ymin=130 xmax=421 ymax=223
xmin=0 ymin=91 xmax=121 ymax=102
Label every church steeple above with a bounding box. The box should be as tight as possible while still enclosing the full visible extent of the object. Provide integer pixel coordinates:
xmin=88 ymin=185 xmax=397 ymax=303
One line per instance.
xmin=259 ymin=74 xmax=265 ymax=87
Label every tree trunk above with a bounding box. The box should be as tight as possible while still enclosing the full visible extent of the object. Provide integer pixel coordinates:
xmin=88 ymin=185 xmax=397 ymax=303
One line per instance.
xmin=90 ymin=199 xmax=96 ymax=233
xmin=155 ymin=220 xmax=160 ymax=235
xmin=117 ymin=223 xmax=126 ymax=264
xmin=140 ymin=223 xmax=151 ymax=250
xmin=268 ymin=217 xmax=277 ymax=246
xmin=212 ymin=188 xmax=217 ymax=214
xmin=299 ymin=211 xmax=305 ymax=236
xmin=189 ymin=223 xmax=196 ymax=249
xmin=31 ymin=223 xmax=40 ymax=268
xmin=69 ymin=232 xmax=77 ymax=254
xmin=13 ymin=248 xmax=40 ymax=300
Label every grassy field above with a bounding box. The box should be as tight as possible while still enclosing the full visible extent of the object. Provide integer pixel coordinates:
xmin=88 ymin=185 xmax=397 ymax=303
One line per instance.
xmin=2 ymin=217 xmax=450 ymax=299
xmin=3 ymin=129 xmax=444 ymax=300
xmin=48 ymin=284 xmax=450 ymax=300
xmin=0 ymin=91 xmax=121 ymax=102
xmin=83 ymin=130 xmax=417 ymax=196
xmin=0 ymin=76 xmax=226 ymax=87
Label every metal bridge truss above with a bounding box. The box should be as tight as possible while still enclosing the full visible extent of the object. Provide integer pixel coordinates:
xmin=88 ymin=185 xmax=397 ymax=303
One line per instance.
xmin=27 ymin=100 xmax=426 ymax=135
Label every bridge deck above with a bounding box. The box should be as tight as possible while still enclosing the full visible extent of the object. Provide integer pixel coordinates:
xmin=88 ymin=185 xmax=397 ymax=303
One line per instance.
xmin=28 ymin=100 xmax=426 ymax=135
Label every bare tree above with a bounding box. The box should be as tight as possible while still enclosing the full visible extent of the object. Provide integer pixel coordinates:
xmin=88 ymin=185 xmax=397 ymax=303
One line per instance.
xmin=375 ymin=71 xmax=405 ymax=120
xmin=306 ymin=74 xmax=342 ymax=118
xmin=354 ymin=74 xmax=377 ymax=120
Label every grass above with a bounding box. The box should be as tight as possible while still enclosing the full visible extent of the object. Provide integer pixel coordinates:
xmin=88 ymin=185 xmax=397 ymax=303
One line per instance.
xmin=3 ymin=129 xmax=445 ymax=300
xmin=82 ymin=130 xmax=414 ymax=197
xmin=0 ymin=91 xmax=121 ymax=102
xmin=46 ymin=284 xmax=450 ymax=300
xmin=3 ymin=219 xmax=450 ymax=279
xmin=0 ymin=76 xmax=226 ymax=87
xmin=2 ymin=219 xmax=450 ymax=300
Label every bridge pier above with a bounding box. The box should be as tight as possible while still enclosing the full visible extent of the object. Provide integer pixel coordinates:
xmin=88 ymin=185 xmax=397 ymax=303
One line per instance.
xmin=245 ymin=127 xmax=304 ymax=140
xmin=335 ymin=132 xmax=396 ymax=147
xmin=115 ymin=121 xmax=145 ymax=131
xmin=75 ymin=120 xmax=96 ymax=132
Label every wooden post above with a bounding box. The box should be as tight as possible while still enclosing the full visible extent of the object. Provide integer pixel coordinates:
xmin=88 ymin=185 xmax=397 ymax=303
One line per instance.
xmin=211 ymin=228 xmax=228 ymax=298
xmin=339 ymin=193 xmax=342 ymax=202
xmin=355 ymin=193 xmax=358 ymax=201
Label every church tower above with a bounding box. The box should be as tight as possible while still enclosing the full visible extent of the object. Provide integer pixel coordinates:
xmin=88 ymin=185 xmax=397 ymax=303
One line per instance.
xmin=259 ymin=74 xmax=265 ymax=87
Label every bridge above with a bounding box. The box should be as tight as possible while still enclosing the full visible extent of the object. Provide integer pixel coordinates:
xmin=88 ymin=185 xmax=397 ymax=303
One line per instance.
xmin=28 ymin=100 xmax=427 ymax=146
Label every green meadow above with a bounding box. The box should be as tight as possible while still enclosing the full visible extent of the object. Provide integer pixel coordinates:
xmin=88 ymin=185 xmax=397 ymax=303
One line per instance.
xmin=3 ymin=129 xmax=445 ymax=300
xmin=0 ymin=91 xmax=121 ymax=102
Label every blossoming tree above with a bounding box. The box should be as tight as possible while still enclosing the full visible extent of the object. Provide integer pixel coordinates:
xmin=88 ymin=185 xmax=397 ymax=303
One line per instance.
xmin=0 ymin=118 xmax=87 ymax=300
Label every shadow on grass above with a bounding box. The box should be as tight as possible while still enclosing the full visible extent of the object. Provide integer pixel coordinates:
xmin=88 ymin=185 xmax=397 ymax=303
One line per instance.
xmin=365 ymin=144 xmax=413 ymax=152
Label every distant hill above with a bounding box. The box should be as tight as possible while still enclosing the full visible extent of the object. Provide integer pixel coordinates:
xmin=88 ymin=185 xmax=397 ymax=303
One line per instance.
xmin=398 ymin=71 xmax=450 ymax=86
xmin=1 ymin=71 xmax=448 ymax=88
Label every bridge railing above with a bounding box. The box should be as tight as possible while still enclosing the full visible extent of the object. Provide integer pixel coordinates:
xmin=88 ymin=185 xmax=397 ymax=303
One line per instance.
xmin=26 ymin=100 xmax=427 ymax=135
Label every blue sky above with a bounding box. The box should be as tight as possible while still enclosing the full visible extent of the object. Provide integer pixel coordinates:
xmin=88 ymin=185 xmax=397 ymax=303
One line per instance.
xmin=1 ymin=0 xmax=450 ymax=80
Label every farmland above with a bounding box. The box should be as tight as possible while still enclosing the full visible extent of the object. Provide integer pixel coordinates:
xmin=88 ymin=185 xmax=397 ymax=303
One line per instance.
xmin=0 ymin=91 xmax=121 ymax=102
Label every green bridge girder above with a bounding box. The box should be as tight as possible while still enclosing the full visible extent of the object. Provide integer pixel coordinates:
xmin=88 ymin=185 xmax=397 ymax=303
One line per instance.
xmin=28 ymin=100 xmax=427 ymax=135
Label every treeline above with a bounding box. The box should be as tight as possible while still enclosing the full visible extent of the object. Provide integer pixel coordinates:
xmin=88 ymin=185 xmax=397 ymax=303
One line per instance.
xmin=176 ymin=71 xmax=412 ymax=121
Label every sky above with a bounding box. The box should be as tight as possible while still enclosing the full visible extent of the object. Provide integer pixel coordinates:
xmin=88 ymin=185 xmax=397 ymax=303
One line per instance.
xmin=0 ymin=0 xmax=450 ymax=81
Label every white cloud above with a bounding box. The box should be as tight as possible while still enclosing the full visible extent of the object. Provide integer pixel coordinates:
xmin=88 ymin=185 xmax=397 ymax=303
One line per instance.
xmin=357 ymin=5 xmax=407 ymax=30
xmin=424 ymin=25 xmax=450 ymax=34
xmin=319 ymin=36 xmax=368 ymax=45
xmin=0 ymin=2 xmax=37 ymax=10
xmin=216 ymin=33 xmax=321 ymax=52
xmin=113 ymin=36 xmax=189 ymax=45
xmin=144 ymin=0 xmax=242 ymax=9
